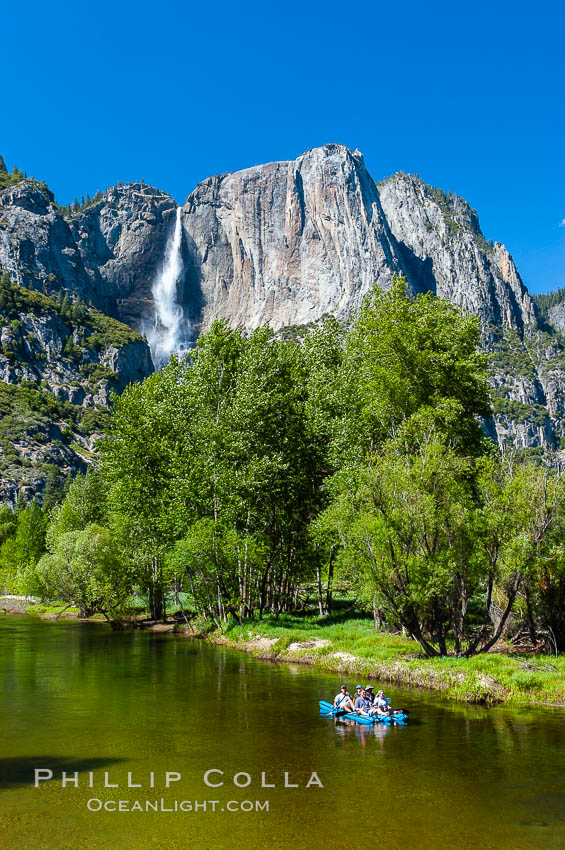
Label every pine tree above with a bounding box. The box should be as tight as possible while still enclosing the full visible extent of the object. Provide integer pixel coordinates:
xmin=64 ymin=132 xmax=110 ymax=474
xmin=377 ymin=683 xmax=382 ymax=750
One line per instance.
xmin=43 ymin=467 xmax=65 ymax=512
xmin=60 ymin=293 xmax=71 ymax=319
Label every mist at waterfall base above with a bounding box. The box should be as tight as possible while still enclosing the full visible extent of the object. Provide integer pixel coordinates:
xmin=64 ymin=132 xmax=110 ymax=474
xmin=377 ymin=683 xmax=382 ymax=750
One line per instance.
xmin=146 ymin=207 xmax=192 ymax=370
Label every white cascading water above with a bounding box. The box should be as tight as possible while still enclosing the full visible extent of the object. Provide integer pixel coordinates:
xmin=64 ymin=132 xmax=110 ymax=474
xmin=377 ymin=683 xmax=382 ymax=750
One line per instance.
xmin=147 ymin=207 xmax=190 ymax=369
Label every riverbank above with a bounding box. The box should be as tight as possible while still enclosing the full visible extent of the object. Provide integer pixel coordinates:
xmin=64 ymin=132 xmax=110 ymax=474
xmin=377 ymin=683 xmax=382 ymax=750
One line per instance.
xmin=0 ymin=597 xmax=179 ymax=630
xmin=4 ymin=596 xmax=565 ymax=706
xmin=197 ymin=614 xmax=565 ymax=707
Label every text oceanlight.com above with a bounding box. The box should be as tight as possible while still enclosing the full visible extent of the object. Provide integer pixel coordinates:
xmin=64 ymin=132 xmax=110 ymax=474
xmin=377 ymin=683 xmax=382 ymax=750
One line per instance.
xmin=86 ymin=799 xmax=270 ymax=813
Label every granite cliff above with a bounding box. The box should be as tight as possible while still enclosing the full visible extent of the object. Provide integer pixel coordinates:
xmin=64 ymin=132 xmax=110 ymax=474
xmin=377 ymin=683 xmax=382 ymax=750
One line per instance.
xmin=0 ymin=273 xmax=153 ymax=503
xmin=1 ymin=145 xmax=563 ymax=503
xmin=180 ymin=146 xmax=539 ymax=337
xmin=175 ymin=146 xmax=563 ymax=450
xmin=69 ymin=183 xmax=177 ymax=328
xmin=0 ymin=158 xmax=155 ymax=501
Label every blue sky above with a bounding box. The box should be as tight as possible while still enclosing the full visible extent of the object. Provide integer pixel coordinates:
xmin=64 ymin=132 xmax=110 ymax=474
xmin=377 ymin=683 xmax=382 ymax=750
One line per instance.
xmin=3 ymin=0 xmax=563 ymax=293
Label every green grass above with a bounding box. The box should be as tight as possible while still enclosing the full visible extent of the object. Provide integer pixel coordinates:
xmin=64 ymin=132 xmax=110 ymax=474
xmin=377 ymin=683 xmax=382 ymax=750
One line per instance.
xmin=25 ymin=601 xmax=80 ymax=617
xmin=211 ymin=610 xmax=565 ymax=707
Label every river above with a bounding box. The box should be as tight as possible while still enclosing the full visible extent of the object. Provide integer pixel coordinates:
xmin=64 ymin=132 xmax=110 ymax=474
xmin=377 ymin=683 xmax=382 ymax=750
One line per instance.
xmin=1 ymin=616 xmax=564 ymax=849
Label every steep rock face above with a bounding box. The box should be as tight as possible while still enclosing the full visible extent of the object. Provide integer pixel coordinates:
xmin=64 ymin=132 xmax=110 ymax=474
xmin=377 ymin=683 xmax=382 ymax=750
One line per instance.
xmin=177 ymin=146 xmax=562 ymax=450
xmin=0 ymin=276 xmax=154 ymax=505
xmin=70 ymin=183 xmax=177 ymax=328
xmin=0 ymin=174 xmax=159 ymax=503
xmin=548 ymin=301 xmax=565 ymax=331
xmin=0 ymin=181 xmax=100 ymax=305
xmin=180 ymin=148 xmax=539 ymax=337
xmin=99 ymin=341 xmax=153 ymax=392
xmin=375 ymin=172 xmax=560 ymax=449
xmin=378 ymin=173 xmax=537 ymax=330
xmin=182 ymin=145 xmax=405 ymax=331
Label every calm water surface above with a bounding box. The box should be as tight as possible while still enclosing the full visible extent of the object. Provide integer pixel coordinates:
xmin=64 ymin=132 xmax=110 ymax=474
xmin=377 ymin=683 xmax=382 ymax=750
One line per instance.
xmin=1 ymin=616 xmax=564 ymax=849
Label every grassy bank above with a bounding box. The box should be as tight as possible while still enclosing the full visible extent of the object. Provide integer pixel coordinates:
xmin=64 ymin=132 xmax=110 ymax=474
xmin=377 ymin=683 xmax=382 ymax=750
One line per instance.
xmin=5 ymin=596 xmax=565 ymax=706
xmin=199 ymin=611 xmax=565 ymax=706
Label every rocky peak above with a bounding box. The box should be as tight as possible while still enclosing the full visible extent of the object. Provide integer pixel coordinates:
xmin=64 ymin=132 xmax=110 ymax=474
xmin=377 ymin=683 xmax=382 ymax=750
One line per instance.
xmin=70 ymin=182 xmax=177 ymax=328
xmin=378 ymin=171 xmax=538 ymax=331
xmin=182 ymin=143 xmax=404 ymax=331
xmin=180 ymin=147 xmax=539 ymax=336
xmin=0 ymin=179 xmax=99 ymax=305
xmin=0 ymin=178 xmax=55 ymax=213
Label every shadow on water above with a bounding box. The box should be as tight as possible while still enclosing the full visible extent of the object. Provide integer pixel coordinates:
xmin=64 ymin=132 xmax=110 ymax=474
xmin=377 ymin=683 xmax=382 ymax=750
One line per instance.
xmin=0 ymin=757 xmax=125 ymax=790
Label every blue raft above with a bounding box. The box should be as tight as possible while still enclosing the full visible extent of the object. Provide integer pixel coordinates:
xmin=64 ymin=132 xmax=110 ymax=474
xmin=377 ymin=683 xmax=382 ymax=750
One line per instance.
xmin=319 ymin=699 xmax=408 ymax=725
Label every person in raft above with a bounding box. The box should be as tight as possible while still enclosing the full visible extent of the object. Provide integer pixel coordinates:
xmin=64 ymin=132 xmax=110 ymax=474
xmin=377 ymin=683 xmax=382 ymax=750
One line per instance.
xmin=333 ymin=684 xmax=354 ymax=712
xmin=371 ymin=689 xmax=394 ymax=716
xmin=365 ymin=684 xmax=375 ymax=704
xmin=353 ymin=687 xmax=373 ymax=715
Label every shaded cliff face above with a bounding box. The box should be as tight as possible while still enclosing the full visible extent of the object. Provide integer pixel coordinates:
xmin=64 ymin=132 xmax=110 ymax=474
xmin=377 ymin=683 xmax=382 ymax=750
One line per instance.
xmin=0 ymin=181 xmax=100 ymax=305
xmin=70 ymin=183 xmax=177 ymax=328
xmin=182 ymin=145 xmax=405 ymax=330
xmin=378 ymin=173 xmax=537 ymax=330
xmin=0 ymin=174 xmax=156 ymax=504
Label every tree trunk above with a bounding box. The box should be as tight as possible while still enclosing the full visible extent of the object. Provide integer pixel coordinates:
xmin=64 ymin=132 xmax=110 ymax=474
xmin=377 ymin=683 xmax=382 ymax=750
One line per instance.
xmin=325 ymin=545 xmax=336 ymax=616
xmin=373 ymin=599 xmax=382 ymax=631
xmin=149 ymin=557 xmax=164 ymax=621
xmin=466 ymin=573 xmax=522 ymax=657
xmin=525 ymin=585 xmax=538 ymax=647
xmin=258 ymin=558 xmax=273 ymax=619
xmin=452 ymin=573 xmax=467 ymax=656
xmin=316 ymin=561 xmax=324 ymax=617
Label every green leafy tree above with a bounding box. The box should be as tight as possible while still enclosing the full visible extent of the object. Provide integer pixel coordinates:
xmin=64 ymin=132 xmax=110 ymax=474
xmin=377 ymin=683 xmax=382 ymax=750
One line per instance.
xmin=1 ymin=501 xmax=45 ymax=569
xmin=330 ymin=276 xmax=492 ymax=468
xmin=327 ymin=430 xmax=477 ymax=656
xmin=0 ymin=501 xmax=46 ymax=593
xmin=0 ymin=505 xmax=16 ymax=546
xmin=47 ymin=469 xmax=106 ymax=543
xmin=36 ymin=525 xmax=132 ymax=619
xmin=99 ymin=369 xmax=182 ymax=620
xmin=469 ymin=455 xmax=565 ymax=655
xmin=60 ymin=294 xmax=71 ymax=319
xmin=101 ymin=320 xmax=328 ymax=621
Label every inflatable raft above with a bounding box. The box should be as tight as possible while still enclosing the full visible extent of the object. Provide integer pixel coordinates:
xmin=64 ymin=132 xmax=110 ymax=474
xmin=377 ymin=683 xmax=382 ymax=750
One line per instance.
xmin=319 ymin=699 xmax=408 ymax=725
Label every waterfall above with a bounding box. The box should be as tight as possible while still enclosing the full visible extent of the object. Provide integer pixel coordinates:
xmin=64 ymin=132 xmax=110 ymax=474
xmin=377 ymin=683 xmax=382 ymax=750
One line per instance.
xmin=147 ymin=207 xmax=190 ymax=369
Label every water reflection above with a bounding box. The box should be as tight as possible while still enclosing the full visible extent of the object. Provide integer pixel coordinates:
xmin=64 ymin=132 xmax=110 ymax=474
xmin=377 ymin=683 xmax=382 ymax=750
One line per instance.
xmin=1 ymin=616 xmax=565 ymax=850
xmin=332 ymin=717 xmax=394 ymax=749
